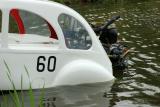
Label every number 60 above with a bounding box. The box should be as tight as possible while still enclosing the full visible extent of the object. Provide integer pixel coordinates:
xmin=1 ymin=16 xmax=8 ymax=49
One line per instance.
xmin=37 ymin=56 xmax=56 ymax=72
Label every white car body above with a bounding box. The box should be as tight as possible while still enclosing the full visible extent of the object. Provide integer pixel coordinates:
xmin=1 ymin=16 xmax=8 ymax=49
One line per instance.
xmin=0 ymin=0 xmax=114 ymax=90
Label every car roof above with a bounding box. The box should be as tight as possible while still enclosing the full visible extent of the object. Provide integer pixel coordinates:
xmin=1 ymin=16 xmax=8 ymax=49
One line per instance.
xmin=0 ymin=0 xmax=102 ymax=51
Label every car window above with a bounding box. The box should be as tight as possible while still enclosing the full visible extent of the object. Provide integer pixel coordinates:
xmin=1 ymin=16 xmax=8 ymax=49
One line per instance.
xmin=58 ymin=14 xmax=92 ymax=50
xmin=9 ymin=9 xmax=58 ymax=45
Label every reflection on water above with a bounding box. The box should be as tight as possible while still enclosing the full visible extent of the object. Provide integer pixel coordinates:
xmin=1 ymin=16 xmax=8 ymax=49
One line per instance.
xmin=0 ymin=81 xmax=114 ymax=107
xmin=1 ymin=0 xmax=160 ymax=107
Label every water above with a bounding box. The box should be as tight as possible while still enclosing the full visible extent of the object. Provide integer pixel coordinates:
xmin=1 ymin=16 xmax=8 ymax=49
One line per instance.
xmin=1 ymin=0 xmax=160 ymax=107
xmin=71 ymin=1 xmax=160 ymax=106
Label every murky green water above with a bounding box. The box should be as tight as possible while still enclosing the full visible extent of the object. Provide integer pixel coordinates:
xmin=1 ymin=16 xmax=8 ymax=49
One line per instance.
xmin=73 ymin=0 xmax=160 ymax=106
xmin=1 ymin=0 xmax=160 ymax=107
xmin=71 ymin=0 xmax=160 ymax=106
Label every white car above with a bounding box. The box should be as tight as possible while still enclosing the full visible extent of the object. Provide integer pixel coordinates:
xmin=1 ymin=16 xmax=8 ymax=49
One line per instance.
xmin=0 ymin=0 xmax=114 ymax=90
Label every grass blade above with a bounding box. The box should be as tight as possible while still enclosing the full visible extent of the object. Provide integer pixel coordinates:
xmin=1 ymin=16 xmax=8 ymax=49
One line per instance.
xmin=24 ymin=66 xmax=35 ymax=107
xmin=3 ymin=60 xmax=21 ymax=107
xmin=21 ymin=75 xmax=25 ymax=107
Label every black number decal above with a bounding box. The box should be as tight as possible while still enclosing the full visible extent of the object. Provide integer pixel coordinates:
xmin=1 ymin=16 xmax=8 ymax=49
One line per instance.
xmin=37 ymin=56 xmax=56 ymax=72
xmin=37 ymin=56 xmax=46 ymax=72
xmin=48 ymin=56 xmax=56 ymax=72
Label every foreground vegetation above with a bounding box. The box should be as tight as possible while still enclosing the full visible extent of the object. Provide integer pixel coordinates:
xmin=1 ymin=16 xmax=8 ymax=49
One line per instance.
xmin=0 ymin=62 xmax=44 ymax=107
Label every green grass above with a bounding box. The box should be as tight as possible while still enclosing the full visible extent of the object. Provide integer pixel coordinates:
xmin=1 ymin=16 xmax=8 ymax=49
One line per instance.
xmin=0 ymin=61 xmax=45 ymax=107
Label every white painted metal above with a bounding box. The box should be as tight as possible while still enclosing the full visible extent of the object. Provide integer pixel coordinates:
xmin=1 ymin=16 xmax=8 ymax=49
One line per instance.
xmin=0 ymin=0 xmax=114 ymax=90
xmin=1 ymin=10 xmax=9 ymax=48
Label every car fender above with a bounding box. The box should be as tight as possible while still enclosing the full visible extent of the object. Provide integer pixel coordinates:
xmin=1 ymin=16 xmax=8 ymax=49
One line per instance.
xmin=53 ymin=60 xmax=115 ymax=87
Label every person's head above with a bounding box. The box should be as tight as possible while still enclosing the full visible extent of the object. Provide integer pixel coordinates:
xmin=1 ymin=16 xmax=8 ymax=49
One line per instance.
xmin=99 ymin=28 xmax=118 ymax=44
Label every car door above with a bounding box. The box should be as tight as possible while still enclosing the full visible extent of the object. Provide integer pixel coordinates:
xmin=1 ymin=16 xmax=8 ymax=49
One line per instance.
xmin=0 ymin=8 xmax=62 ymax=89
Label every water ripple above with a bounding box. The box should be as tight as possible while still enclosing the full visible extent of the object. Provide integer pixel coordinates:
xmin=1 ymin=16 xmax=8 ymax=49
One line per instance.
xmin=138 ymin=67 xmax=157 ymax=73
xmin=138 ymin=54 xmax=156 ymax=60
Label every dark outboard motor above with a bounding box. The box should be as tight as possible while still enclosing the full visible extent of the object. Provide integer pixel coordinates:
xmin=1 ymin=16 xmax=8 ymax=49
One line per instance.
xmin=91 ymin=16 xmax=129 ymax=74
